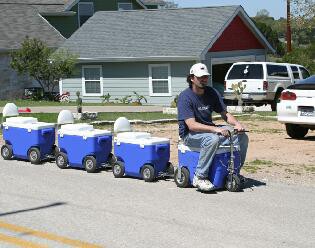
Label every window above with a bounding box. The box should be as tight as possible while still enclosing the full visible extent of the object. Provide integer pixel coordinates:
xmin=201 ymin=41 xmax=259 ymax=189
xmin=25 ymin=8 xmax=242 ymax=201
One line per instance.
xmin=290 ymin=66 xmax=300 ymax=79
xmin=118 ymin=2 xmax=133 ymax=10
xmin=299 ymin=67 xmax=310 ymax=79
xmin=227 ymin=64 xmax=263 ymax=80
xmin=149 ymin=64 xmax=171 ymax=96
xmin=267 ymin=64 xmax=289 ymax=77
xmin=82 ymin=66 xmax=103 ymax=96
xmin=78 ymin=2 xmax=94 ymax=26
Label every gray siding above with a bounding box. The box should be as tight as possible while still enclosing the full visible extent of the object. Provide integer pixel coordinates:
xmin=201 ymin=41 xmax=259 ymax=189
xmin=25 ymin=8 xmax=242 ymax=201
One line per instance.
xmin=61 ymin=61 xmax=194 ymax=106
xmin=0 ymin=53 xmax=33 ymax=100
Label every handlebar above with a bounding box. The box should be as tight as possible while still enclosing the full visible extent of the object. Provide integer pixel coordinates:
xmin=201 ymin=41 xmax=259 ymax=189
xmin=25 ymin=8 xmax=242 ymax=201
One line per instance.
xmin=217 ymin=129 xmax=248 ymax=137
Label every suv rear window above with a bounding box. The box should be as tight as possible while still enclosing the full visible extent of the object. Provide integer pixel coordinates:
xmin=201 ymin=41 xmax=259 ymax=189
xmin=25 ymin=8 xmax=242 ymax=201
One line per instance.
xmin=267 ymin=64 xmax=288 ymax=77
xmin=290 ymin=66 xmax=300 ymax=79
xmin=299 ymin=67 xmax=310 ymax=79
xmin=227 ymin=64 xmax=263 ymax=80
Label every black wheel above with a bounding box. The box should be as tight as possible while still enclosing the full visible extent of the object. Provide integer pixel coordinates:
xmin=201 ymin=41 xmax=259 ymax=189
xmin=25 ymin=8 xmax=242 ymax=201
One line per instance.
xmin=271 ymin=90 xmax=282 ymax=111
xmin=285 ymin=124 xmax=308 ymax=139
xmin=52 ymin=145 xmax=59 ymax=157
xmin=174 ymin=167 xmax=190 ymax=188
xmin=141 ymin=164 xmax=155 ymax=182
xmin=56 ymin=152 xmax=68 ymax=169
xmin=166 ymin=162 xmax=174 ymax=176
xmin=112 ymin=161 xmax=125 ymax=178
xmin=225 ymin=174 xmax=241 ymax=192
xmin=28 ymin=147 xmax=41 ymax=164
xmin=1 ymin=144 xmax=13 ymax=160
xmin=84 ymin=156 xmax=97 ymax=173
xmin=108 ymin=153 xmax=117 ymax=165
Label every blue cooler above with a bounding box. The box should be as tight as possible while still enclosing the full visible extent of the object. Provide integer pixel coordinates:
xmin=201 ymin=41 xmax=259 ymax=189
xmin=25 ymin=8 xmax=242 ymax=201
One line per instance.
xmin=114 ymin=132 xmax=170 ymax=181
xmin=57 ymin=124 xmax=112 ymax=172
xmin=1 ymin=117 xmax=55 ymax=163
xmin=178 ymin=144 xmax=241 ymax=188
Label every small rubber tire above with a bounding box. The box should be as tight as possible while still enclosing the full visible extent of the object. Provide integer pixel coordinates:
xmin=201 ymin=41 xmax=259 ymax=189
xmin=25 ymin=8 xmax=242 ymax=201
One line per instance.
xmin=28 ymin=147 xmax=41 ymax=164
xmin=1 ymin=144 xmax=13 ymax=160
xmin=108 ymin=153 xmax=117 ymax=165
xmin=141 ymin=164 xmax=155 ymax=182
xmin=271 ymin=90 xmax=282 ymax=111
xmin=52 ymin=145 xmax=59 ymax=157
xmin=56 ymin=152 xmax=68 ymax=169
xmin=166 ymin=162 xmax=174 ymax=176
xmin=174 ymin=167 xmax=190 ymax=188
xmin=285 ymin=124 xmax=308 ymax=139
xmin=112 ymin=161 xmax=125 ymax=178
xmin=84 ymin=156 xmax=97 ymax=173
xmin=225 ymin=174 xmax=241 ymax=192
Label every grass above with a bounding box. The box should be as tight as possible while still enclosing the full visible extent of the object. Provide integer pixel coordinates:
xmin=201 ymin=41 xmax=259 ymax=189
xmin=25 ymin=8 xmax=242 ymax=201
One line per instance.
xmin=235 ymin=112 xmax=277 ymax=122
xmin=0 ymin=99 xmax=132 ymax=107
xmin=0 ymin=112 xmax=176 ymax=124
xmin=242 ymin=159 xmax=273 ymax=173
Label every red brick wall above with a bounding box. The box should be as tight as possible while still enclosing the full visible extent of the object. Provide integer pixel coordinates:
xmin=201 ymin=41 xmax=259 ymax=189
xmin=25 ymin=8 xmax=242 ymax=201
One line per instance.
xmin=209 ymin=15 xmax=264 ymax=52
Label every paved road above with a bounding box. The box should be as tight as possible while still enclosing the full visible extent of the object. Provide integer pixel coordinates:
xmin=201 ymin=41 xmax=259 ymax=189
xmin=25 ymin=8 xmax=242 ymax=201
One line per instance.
xmin=0 ymin=158 xmax=314 ymax=248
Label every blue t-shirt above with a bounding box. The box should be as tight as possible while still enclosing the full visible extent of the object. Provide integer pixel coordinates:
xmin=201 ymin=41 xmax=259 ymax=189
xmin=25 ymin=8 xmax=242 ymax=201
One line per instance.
xmin=177 ymin=86 xmax=227 ymax=138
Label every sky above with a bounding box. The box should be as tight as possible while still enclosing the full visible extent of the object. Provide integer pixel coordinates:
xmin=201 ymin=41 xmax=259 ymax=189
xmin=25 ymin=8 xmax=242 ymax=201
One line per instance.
xmin=173 ymin=0 xmax=287 ymax=19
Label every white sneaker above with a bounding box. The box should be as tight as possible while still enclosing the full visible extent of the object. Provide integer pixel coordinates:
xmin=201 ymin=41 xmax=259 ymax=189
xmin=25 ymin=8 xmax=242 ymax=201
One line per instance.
xmin=192 ymin=175 xmax=214 ymax=191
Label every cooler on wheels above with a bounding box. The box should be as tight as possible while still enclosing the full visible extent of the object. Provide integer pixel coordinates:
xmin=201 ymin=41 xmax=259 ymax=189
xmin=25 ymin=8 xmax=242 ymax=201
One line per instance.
xmin=175 ymin=143 xmax=241 ymax=191
xmin=113 ymin=132 xmax=172 ymax=182
xmin=55 ymin=124 xmax=112 ymax=173
xmin=1 ymin=117 xmax=55 ymax=164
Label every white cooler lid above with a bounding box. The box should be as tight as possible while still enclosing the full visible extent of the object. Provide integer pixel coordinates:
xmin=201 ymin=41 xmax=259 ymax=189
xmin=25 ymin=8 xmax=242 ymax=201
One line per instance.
xmin=5 ymin=117 xmax=38 ymax=124
xmin=178 ymin=143 xmax=239 ymax=153
xmin=115 ymin=132 xmax=169 ymax=145
xmin=59 ymin=123 xmax=111 ymax=137
xmin=3 ymin=117 xmax=55 ymax=130
xmin=60 ymin=123 xmax=93 ymax=132
xmin=116 ymin=132 xmax=151 ymax=140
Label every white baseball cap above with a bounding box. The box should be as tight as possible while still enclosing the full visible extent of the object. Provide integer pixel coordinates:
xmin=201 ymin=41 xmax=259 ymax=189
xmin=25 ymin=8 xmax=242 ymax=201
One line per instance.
xmin=190 ymin=63 xmax=210 ymax=77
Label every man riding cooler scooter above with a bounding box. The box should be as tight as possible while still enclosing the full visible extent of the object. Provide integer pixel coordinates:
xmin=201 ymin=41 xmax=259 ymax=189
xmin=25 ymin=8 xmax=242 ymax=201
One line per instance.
xmin=177 ymin=63 xmax=249 ymax=192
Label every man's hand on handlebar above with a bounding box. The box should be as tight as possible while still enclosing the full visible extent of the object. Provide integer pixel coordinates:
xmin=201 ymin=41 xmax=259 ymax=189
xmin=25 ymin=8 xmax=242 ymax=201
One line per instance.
xmin=214 ymin=127 xmax=230 ymax=137
xmin=234 ymin=122 xmax=246 ymax=132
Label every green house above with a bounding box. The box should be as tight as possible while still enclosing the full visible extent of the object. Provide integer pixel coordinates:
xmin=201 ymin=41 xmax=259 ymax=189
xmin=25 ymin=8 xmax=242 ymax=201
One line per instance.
xmin=42 ymin=0 xmax=149 ymax=38
xmin=0 ymin=0 xmax=165 ymax=99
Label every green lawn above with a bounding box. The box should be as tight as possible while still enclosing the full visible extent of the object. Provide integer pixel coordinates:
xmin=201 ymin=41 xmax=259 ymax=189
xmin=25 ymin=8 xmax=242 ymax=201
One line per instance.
xmin=1 ymin=112 xmax=177 ymax=123
xmin=0 ymin=99 xmax=131 ymax=107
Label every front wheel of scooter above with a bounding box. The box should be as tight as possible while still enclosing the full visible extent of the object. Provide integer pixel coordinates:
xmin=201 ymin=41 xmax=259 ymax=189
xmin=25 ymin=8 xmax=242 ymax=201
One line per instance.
xmin=174 ymin=167 xmax=190 ymax=188
xmin=1 ymin=144 xmax=13 ymax=160
xmin=225 ymin=174 xmax=241 ymax=192
xmin=112 ymin=161 xmax=125 ymax=178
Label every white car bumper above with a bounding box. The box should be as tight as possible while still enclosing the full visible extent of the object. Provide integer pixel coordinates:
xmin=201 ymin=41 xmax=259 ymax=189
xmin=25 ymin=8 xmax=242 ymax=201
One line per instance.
xmin=277 ymin=100 xmax=315 ymax=126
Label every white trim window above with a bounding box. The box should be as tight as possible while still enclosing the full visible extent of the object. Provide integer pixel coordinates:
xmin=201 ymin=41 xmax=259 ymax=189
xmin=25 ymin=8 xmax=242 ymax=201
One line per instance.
xmin=78 ymin=2 xmax=94 ymax=26
xmin=82 ymin=65 xmax=103 ymax=96
xmin=118 ymin=2 xmax=133 ymax=10
xmin=149 ymin=64 xmax=172 ymax=96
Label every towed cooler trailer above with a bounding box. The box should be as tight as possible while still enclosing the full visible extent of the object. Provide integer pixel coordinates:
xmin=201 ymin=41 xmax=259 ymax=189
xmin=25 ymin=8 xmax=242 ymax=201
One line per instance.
xmin=175 ymin=130 xmax=243 ymax=192
xmin=1 ymin=103 xmax=56 ymax=164
xmin=112 ymin=117 xmax=173 ymax=182
xmin=55 ymin=110 xmax=114 ymax=173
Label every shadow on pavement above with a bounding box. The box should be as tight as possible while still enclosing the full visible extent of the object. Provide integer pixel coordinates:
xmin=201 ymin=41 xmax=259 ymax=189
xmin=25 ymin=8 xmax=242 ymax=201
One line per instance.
xmin=242 ymin=177 xmax=266 ymax=190
xmin=0 ymin=202 xmax=67 ymax=217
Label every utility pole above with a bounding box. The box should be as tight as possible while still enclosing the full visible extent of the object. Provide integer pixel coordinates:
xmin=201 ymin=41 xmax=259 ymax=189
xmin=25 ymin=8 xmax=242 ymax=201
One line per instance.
xmin=286 ymin=0 xmax=292 ymax=52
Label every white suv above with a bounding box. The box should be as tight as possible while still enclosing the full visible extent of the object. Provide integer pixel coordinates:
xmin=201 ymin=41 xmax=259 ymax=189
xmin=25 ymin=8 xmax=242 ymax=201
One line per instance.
xmin=224 ymin=62 xmax=310 ymax=111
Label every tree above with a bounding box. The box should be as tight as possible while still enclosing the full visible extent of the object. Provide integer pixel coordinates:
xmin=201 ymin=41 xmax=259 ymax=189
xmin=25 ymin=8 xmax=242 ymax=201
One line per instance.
xmin=10 ymin=37 xmax=77 ymax=94
xmin=252 ymin=18 xmax=285 ymax=56
xmin=280 ymin=42 xmax=315 ymax=73
xmin=256 ymin=9 xmax=270 ymax=18
xmin=290 ymin=0 xmax=315 ymax=45
xmin=291 ymin=0 xmax=315 ymax=30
